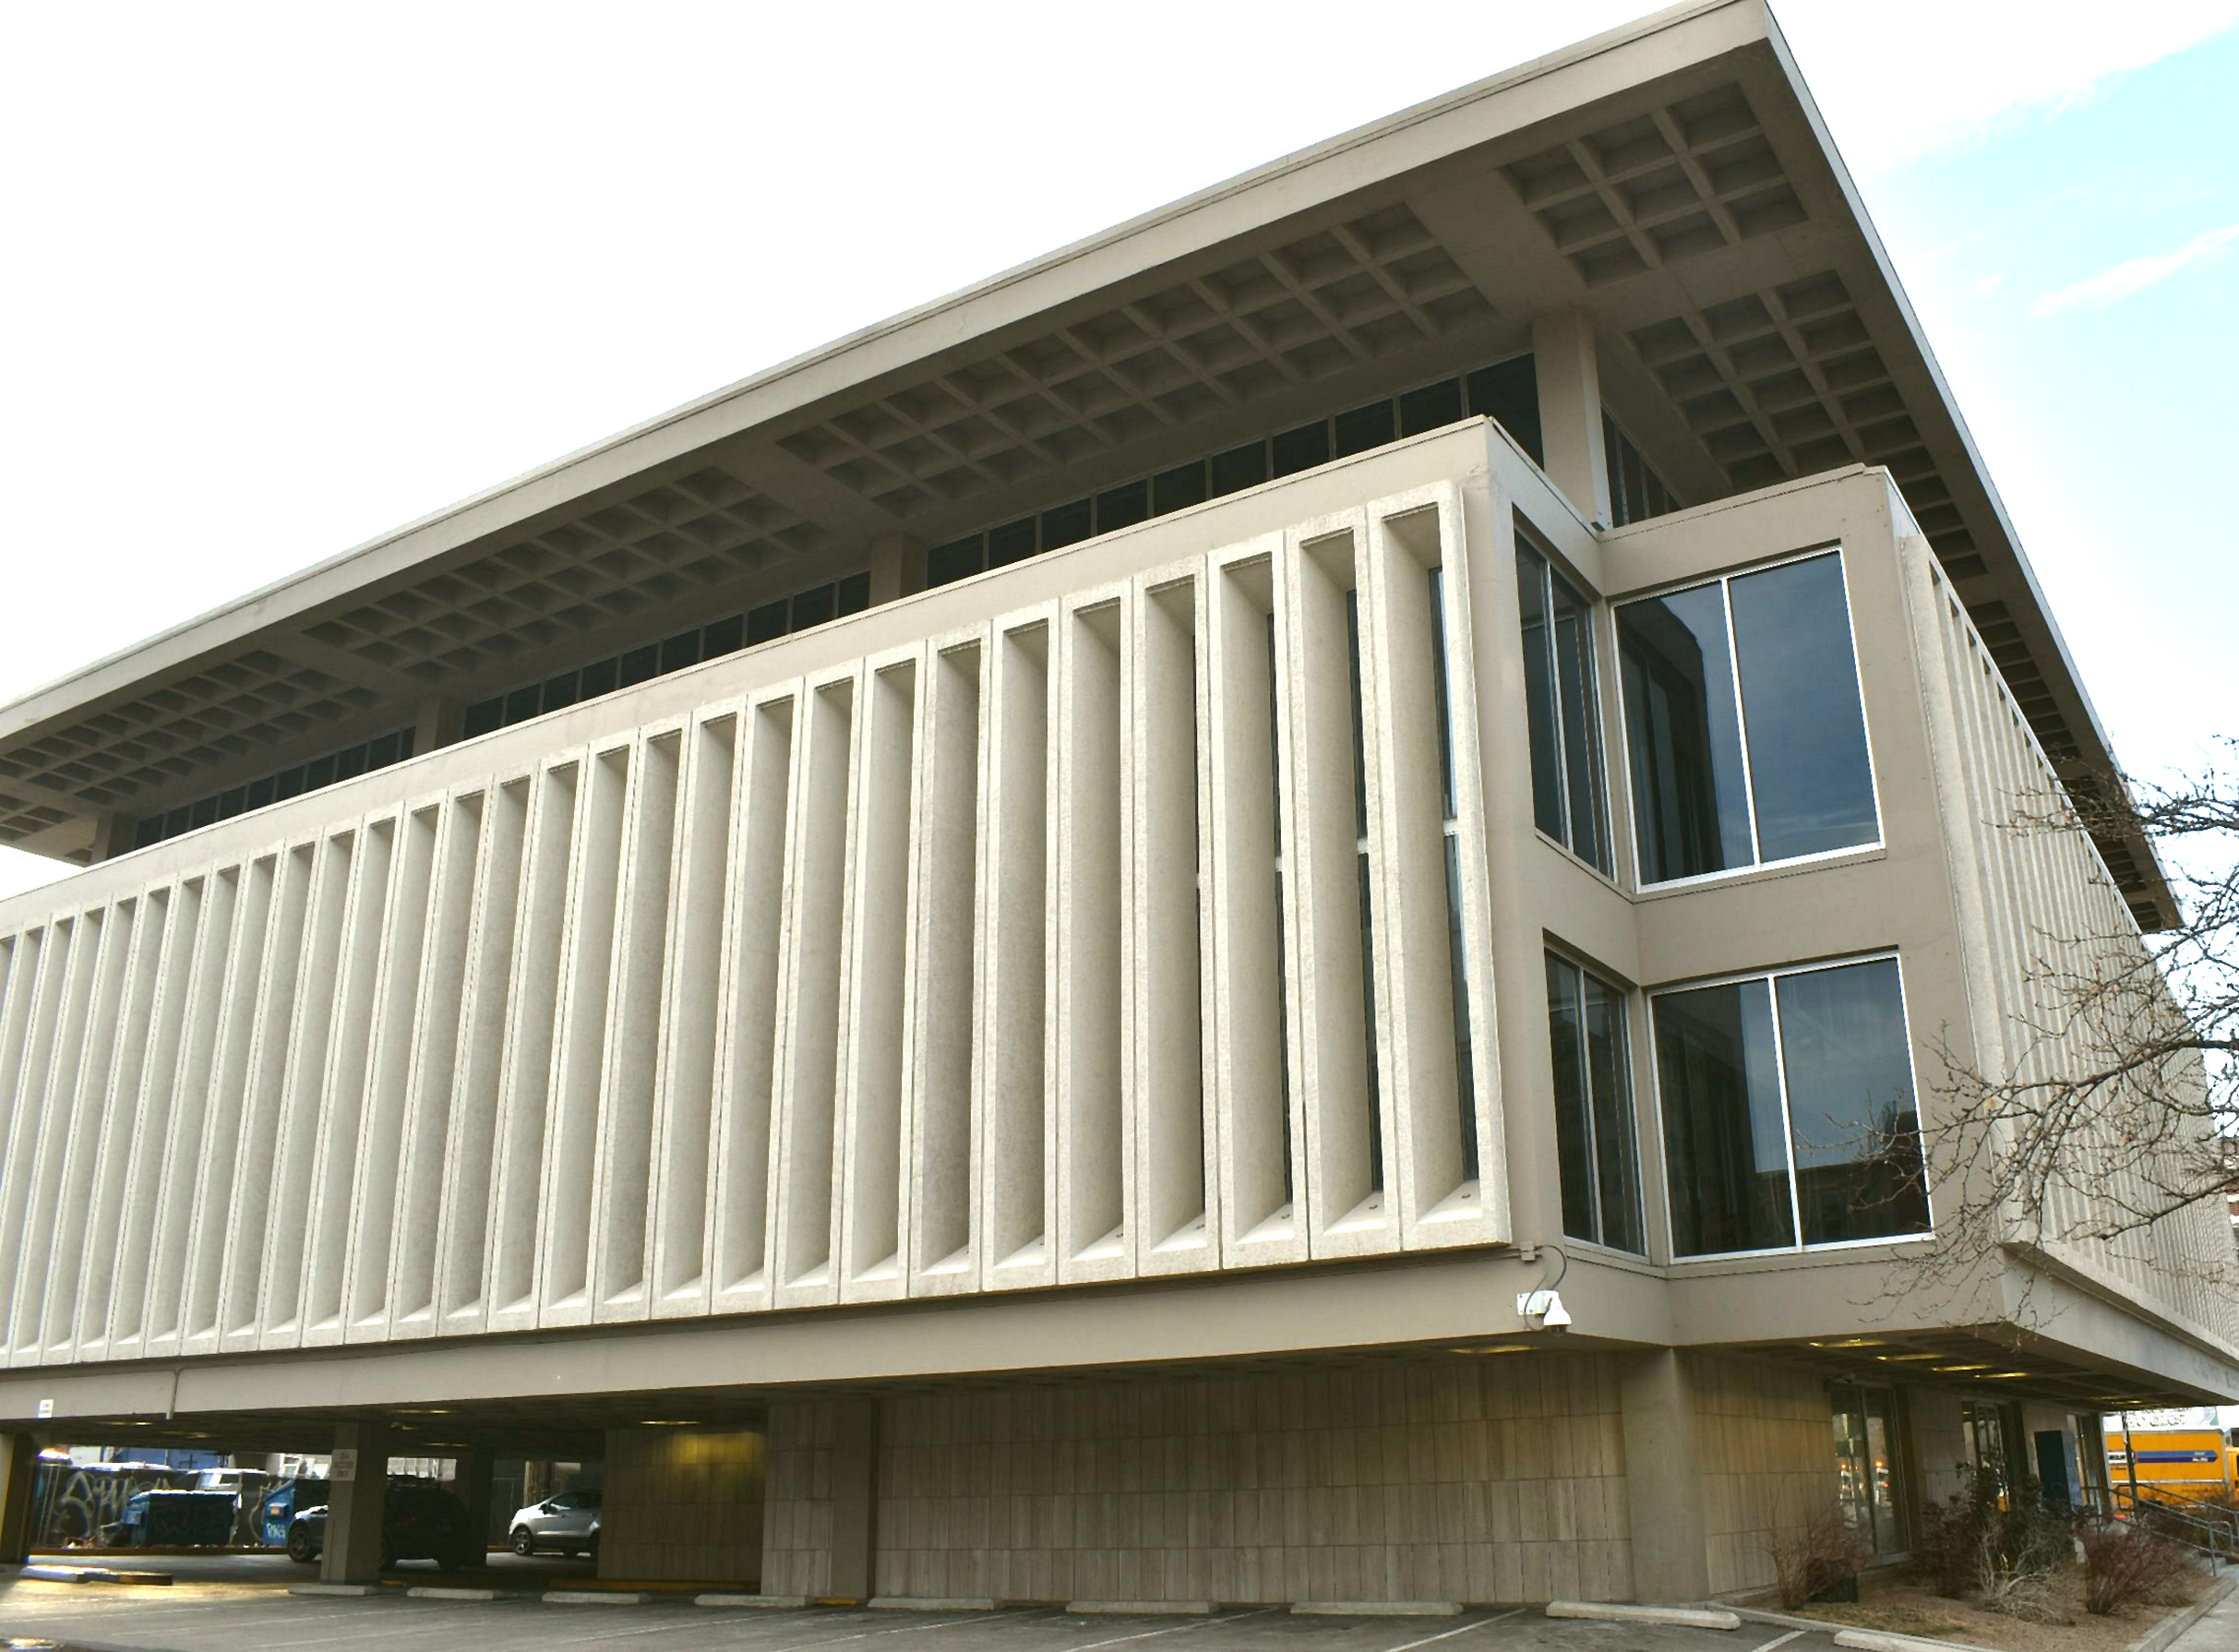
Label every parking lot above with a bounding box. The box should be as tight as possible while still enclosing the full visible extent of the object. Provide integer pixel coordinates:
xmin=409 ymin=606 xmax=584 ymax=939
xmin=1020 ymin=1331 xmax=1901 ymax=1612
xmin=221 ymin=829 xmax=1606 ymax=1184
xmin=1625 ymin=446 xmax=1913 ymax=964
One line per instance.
xmin=0 ymin=1561 xmax=1854 ymax=1652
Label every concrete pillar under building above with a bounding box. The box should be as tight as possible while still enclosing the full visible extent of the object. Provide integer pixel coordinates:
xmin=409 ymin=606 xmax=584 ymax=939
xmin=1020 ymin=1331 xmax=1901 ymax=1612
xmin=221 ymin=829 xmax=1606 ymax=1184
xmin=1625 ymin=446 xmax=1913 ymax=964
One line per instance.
xmin=1530 ymin=309 xmax=1612 ymax=526
xmin=1619 ymin=1349 xmax=1711 ymax=1603
xmin=0 ymin=1431 xmax=37 ymax=1564
xmin=413 ymin=697 xmax=464 ymax=760
xmin=455 ymin=1444 xmax=497 ymax=1563
xmin=827 ymin=1399 xmax=878 ymax=1601
xmin=319 ymin=1421 xmax=393 ymax=1585
xmin=869 ymin=534 xmax=919 ymax=605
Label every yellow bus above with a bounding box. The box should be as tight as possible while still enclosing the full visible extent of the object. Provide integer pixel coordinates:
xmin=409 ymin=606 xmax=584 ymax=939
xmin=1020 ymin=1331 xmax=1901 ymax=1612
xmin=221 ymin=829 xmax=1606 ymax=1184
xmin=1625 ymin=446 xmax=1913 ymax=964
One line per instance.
xmin=2104 ymin=1426 xmax=2239 ymax=1509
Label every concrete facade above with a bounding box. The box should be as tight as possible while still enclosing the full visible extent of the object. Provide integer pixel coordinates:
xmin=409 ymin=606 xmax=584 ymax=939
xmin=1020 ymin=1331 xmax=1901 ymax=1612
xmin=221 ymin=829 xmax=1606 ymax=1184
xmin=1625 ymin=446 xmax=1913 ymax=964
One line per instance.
xmin=0 ymin=0 xmax=2230 ymax=1610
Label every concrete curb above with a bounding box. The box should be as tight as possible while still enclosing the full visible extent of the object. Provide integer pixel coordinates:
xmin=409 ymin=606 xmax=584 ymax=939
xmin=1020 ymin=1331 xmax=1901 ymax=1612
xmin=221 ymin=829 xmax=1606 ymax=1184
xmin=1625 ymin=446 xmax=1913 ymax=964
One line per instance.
xmin=1294 ymin=1600 xmax=1462 ymax=1616
xmin=291 ymin=1583 xmax=381 ymax=1597
xmin=1550 ymin=1600 xmax=1741 ymax=1630
xmin=18 ymin=1564 xmax=172 ymax=1586
xmin=1833 ymin=1634 xmax=1987 ymax=1652
xmin=698 ymin=1593 xmax=811 ymax=1608
xmin=868 ymin=1596 xmax=1001 ymax=1610
xmin=545 ymin=1589 xmax=651 ymax=1604
xmin=407 ymin=1585 xmax=500 ymax=1600
xmin=1068 ymin=1599 xmax=1217 ymax=1614
xmin=2123 ymin=1574 xmax=2235 ymax=1652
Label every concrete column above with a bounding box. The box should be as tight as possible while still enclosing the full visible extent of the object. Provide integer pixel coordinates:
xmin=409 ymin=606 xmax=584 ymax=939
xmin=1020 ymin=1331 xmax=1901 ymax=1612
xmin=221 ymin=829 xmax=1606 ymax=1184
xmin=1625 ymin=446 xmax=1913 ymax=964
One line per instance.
xmin=413 ymin=697 xmax=464 ymax=759
xmin=1530 ymin=310 xmax=1612 ymax=526
xmin=318 ymin=1421 xmax=393 ymax=1585
xmin=456 ymin=1445 xmax=497 ymax=1562
xmin=827 ymin=1398 xmax=880 ymax=1600
xmin=0 ymin=1431 xmax=38 ymax=1564
xmin=1619 ymin=1350 xmax=1711 ymax=1603
xmin=869 ymin=534 xmax=918 ymax=604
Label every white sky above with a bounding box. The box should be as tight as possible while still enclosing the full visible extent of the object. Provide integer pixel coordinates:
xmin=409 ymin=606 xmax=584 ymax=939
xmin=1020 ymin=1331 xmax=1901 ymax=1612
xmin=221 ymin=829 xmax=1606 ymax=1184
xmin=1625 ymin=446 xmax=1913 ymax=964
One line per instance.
xmin=2 ymin=0 xmax=2235 ymax=903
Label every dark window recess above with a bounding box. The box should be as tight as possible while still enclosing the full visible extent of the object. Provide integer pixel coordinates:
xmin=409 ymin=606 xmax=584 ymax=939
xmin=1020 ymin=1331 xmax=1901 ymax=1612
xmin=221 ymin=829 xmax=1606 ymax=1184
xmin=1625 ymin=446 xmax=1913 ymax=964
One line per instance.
xmin=1467 ymin=357 xmax=1541 ymax=467
xmin=986 ymin=519 xmax=1036 ymax=569
xmin=618 ymin=645 xmax=660 ymax=688
xmin=245 ymin=776 xmax=275 ymax=810
xmin=504 ymin=687 xmax=541 ymax=726
xmin=1400 ymin=377 xmax=1465 ymax=437
xmin=1208 ymin=441 xmax=1269 ymax=497
xmin=836 ymin=571 xmax=871 ymax=616
xmin=790 ymin=584 xmax=835 ymax=630
xmin=1333 ymin=399 xmax=1396 ymax=458
xmin=579 ymin=657 xmax=619 ymax=698
xmin=1096 ymin=480 xmax=1150 ymax=533
xmin=274 ymin=767 xmax=305 ymax=800
xmin=462 ymin=699 xmax=502 ymax=738
xmin=1042 ymin=497 xmax=1094 ymax=551
xmin=746 ymin=599 xmax=791 ymax=644
xmin=304 ymin=755 xmax=336 ymax=790
xmin=1271 ymin=419 xmax=1333 ymax=478
xmin=1601 ymin=413 xmax=1679 ymax=527
xmin=542 ymin=671 xmax=581 ymax=712
xmin=216 ymin=787 xmax=245 ymax=820
xmin=365 ymin=732 xmax=401 ymax=770
xmin=163 ymin=806 xmax=191 ymax=837
xmin=1153 ymin=461 xmax=1207 ymax=514
xmin=659 ymin=629 xmax=702 ymax=674
xmin=703 ymin=615 xmax=744 ymax=657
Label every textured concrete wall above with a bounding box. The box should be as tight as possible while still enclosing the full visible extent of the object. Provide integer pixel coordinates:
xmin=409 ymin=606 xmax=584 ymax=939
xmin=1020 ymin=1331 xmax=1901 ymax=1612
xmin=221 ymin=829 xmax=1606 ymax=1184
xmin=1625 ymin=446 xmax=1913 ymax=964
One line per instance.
xmin=767 ymin=1354 xmax=1632 ymax=1606
xmin=1688 ymin=1353 xmax=1837 ymax=1597
xmin=602 ymin=1426 xmax=766 ymax=1584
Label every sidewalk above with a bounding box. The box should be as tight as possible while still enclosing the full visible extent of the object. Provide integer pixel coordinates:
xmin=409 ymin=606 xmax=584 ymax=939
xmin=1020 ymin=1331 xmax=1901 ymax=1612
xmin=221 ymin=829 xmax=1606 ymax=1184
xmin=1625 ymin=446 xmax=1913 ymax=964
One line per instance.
xmin=2166 ymin=1581 xmax=2239 ymax=1652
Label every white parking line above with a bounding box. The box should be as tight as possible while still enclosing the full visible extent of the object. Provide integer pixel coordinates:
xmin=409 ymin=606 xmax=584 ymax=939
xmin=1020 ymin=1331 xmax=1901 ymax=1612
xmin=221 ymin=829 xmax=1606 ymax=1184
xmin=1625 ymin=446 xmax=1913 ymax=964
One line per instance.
xmin=1072 ymin=1604 xmax=1286 ymax=1651
xmin=1383 ymin=1606 xmax=1527 ymax=1652
xmin=1746 ymin=1633 xmax=1805 ymax=1652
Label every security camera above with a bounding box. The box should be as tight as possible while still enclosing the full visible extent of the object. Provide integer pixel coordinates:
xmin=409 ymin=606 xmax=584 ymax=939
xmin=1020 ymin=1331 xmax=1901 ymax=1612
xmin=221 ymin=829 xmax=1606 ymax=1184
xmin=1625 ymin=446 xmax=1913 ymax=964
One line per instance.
xmin=1515 ymin=1288 xmax=1573 ymax=1333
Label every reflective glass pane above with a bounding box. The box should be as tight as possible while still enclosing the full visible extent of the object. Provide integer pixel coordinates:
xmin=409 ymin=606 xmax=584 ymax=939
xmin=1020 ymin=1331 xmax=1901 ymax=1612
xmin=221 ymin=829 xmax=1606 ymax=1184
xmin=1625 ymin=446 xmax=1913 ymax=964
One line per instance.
xmin=1545 ymin=956 xmax=1598 ymax=1242
xmin=1584 ymin=972 xmax=1642 ymax=1253
xmin=1619 ymin=582 xmax=1753 ymax=881
xmin=1516 ymin=548 xmax=1565 ymax=842
xmin=1729 ymin=553 xmax=1878 ymax=861
xmin=1551 ymin=570 xmax=1611 ymax=873
xmin=1775 ymin=959 xmax=1929 ymax=1245
xmin=1446 ymin=835 xmax=1477 ymax=1182
xmin=1656 ymin=977 xmax=1794 ymax=1255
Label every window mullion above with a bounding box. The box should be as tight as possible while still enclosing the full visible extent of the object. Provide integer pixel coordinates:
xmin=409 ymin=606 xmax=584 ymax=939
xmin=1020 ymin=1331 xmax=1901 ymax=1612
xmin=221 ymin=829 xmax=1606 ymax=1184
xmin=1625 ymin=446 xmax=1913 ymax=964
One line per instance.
xmin=1719 ymin=578 xmax=1764 ymax=868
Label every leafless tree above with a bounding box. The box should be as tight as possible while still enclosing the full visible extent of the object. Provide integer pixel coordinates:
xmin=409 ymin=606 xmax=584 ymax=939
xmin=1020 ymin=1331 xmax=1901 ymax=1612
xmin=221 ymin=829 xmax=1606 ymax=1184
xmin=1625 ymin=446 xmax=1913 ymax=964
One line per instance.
xmin=1910 ymin=742 xmax=2238 ymax=1300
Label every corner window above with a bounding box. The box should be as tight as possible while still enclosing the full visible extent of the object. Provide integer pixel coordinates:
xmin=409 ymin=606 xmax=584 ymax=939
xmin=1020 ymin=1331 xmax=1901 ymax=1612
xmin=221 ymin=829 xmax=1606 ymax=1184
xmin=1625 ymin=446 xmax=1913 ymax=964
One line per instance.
xmin=1515 ymin=532 xmax=1612 ymax=874
xmin=1653 ymin=954 xmax=1929 ymax=1259
xmin=1617 ymin=549 xmax=1877 ymax=885
xmin=1545 ymin=952 xmax=1643 ymax=1253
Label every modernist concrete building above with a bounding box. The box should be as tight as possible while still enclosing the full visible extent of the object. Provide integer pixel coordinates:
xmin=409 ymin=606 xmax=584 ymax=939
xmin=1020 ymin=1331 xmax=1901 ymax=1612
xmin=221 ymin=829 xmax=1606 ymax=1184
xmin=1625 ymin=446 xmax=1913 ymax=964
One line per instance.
xmin=0 ymin=0 xmax=2231 ymax=1606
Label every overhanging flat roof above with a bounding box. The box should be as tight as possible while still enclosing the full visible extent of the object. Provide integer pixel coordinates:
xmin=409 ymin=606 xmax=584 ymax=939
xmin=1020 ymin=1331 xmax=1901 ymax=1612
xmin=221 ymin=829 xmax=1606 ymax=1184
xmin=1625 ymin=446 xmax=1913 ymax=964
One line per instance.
xmin=0 ymin=0 xmax=2175 ymax=926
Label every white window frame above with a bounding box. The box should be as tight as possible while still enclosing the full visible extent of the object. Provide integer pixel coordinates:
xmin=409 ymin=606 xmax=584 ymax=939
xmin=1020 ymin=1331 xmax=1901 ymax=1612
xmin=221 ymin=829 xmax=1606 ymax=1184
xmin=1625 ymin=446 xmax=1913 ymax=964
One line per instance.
xmin=1647 ymin=949 xmax=1934 ymax=1264
xmin=1515 ymin=527 xmax=1616 ymax=883
xmin=1614 ymin=543 xmax=1885 ymax=894
xmin=1543 ymin=945 xmax=1647 ymax=1258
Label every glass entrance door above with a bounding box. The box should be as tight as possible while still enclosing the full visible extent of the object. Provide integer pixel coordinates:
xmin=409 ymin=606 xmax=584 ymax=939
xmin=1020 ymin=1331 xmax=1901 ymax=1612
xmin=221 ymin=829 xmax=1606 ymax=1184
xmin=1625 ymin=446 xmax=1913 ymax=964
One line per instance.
xmin=1832 ymin=1383 xmax=1906 ymax=1557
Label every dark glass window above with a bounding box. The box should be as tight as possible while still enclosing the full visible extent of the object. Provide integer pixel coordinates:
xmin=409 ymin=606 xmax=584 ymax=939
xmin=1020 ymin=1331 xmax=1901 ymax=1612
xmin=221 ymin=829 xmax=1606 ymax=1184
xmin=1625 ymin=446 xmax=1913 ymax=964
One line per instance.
xmin=1546 ymin=953 xmax=1644 ymax=1253
xmin=365 ymin=732 xmax=401 ymax=770
xmin=1430 ymin=568 xmax=1477 ymax=1181
xmin=926 ymin=537 xmax=983 ymax=587
xmin=1271 ymin=420 xmax=1332 ymax=478
xmin=618 ymin=644 xmax=659 ymax=688
xmin=1619 ymin=551 xmax=1876 ymax=884
xmin=189 ymin=796 xmax=218 ymax=829
xmin=461 ymin=700 xmax=502 ymax=739
xmin=333 ymin=743 xmax=367 ymax=781
xmin=245 ymin=776 xmax=275 ymax=810
xmin=1096 ymin=480 xmax=1149 ymax=533
xmin=1601 ymin=413 xmax=1677 ymax=526
xmin=1041 ymin=498 xmax=1093 ymax=550
xmin=1332 ymin=399 xmax=1395 ymax=458
xmin=986 ymin=519 xmax=1036 ymax=568
xmin=273 ymin=768 xmax=305 ymax=801
xmin=396 ymin=727 xmax=414 ymax=760
xmin=1728 ymin=555 xmax=1879 ymax=862
xmin=579 ymin=657 xmax=619 ymax=699
xmin=1656 ymin=975 xmax=1792 ymax=1256
xmin=1208 ymin=441 xmax=1269 ymax=497
xmin=163 ymin=806 xmax=192 ymax=837
xmin=1656 ymin=957 xmax=1927 ymax=1257
xmin=835 ymin=571 xmax=871 ymax=616
xmin=542 ymin=671 xmax=581 ymax=712
xmin=133 ymin=816 xmax=162 ymax=851
xmin=1515 ymin=534 xmax=1611 ymax=872
xmin=1153 ymin=461 xmax=1207 ymax=514
xmin=745 ymin=600 xmax=789 ymax=644
xmin=702 ymin=616 xmax=744 ymax=657
xmin=790 ymin=583 xmax=835 ymax=630
xmin=1399 ymin=377 xmax=1464 ymax=437
xmin=304 ymin=755 xmax=336 ymax=790
xmin=1467 ymin=356 xmax=1542 ymax=467
xmin=659 ymin=629 xmax=702 ymax=674
xmin=504 ymin=687 xmax=541 ymax=726
xmin=216 ymin=787 xmax=245 ymax=820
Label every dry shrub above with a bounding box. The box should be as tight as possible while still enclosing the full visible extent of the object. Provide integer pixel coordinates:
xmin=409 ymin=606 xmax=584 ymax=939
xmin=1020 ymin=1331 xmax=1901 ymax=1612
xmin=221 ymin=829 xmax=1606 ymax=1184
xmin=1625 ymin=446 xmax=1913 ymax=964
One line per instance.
xmin=2079 ymin=1523 xmax=2190 ymax=1615
xmin=1769 ymin=1503 xmax=1872 ymax=1609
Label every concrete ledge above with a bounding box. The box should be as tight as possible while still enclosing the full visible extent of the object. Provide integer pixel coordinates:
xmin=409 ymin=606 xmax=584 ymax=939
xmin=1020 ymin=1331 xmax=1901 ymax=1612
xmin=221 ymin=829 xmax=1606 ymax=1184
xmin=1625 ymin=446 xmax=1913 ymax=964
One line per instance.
xmin=545 ymin=1590 xmax=650 ymax=1605
xmin=408 ymin=1586 xmax=499 ymax=1600
xmin=1550 ymin=1601 xmax=1740 ymax=1630
xmin=1068 ymin=1599 xmax=1216 ymax=1615
xmin=1294 ymin=1600 xmax=1462 ymax=1616
xmin=698 ymin=1593 xmax=811 ymax=1608
xmin=291 ymin=1583 xmax=382 ymax=1597
xmin=869 ymin=1596 xmax=1001 ymax=1611
xmin=1833 ymin=1634 xmax=1986 ymax=1652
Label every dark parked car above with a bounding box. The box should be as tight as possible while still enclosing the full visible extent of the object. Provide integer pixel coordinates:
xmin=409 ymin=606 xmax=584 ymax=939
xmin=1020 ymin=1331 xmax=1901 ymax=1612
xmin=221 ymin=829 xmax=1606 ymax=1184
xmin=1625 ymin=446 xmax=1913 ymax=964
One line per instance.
xmin=508 ymin=1488 xmax=601 ymax=1558
xmin=286 ymin=1476 xmax=479 ymax=1571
